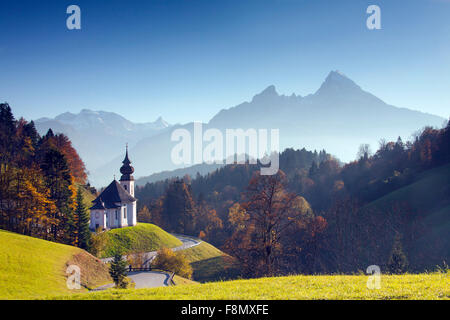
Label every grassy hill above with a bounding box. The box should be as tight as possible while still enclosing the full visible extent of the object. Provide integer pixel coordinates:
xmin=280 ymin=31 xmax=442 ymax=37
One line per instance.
xmin=363 ymin=163 xmax=450 ymax=214
xmin=56 ymin=272 xmax=449 ymax=300
xmin=79 ymin=184 xmax=96 ymax=209
xmin=181 ymin=241 xmax=241 ymax=282
xmin=0 ymin=229 xmax=111 ymax=299
xmin=172 ymin=275 xmax=199 ymax=286
xmin=101 ymin=223 xmax=182 ymax=258
xmin=360 ymin=163 xmax=450 ymax=269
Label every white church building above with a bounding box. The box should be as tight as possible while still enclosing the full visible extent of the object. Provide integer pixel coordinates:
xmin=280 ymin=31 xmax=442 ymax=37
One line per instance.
xmin=90 ymin=148 xmax=137 ymax=231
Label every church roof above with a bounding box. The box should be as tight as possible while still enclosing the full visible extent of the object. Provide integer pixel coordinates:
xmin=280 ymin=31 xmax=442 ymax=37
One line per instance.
xmin=90 ymin=180 xmax=136 ymax=210
xmin=120 ymin=146 xmax=135 ymax=181
xmin=90 ymin=198 xmax=107 ymax=210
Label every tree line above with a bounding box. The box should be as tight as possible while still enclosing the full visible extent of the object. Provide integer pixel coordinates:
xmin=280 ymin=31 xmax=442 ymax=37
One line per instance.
xmin=0 ymin=103 xmax=91 ymax=249
xmin=136 ymin=120 xmax=450 ymax=276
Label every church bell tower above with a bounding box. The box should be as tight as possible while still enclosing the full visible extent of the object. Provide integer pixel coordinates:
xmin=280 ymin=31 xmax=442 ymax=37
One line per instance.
xmin=119 ymin=145 xmax=135 ymax=197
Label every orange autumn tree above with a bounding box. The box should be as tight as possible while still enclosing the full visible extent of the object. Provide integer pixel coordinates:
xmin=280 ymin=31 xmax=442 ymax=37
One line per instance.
xmin=225 ymin=170 xmax=313 ymax=277
xmin=16 ymin=168 xmax=58 ymax=239
xmin=0 ymin=103 xmax=88 ymax=246
xmin=194 ymin=199 xmax=223 ymax=242
xmin=39 ymin=131 xmax=87 ymax=184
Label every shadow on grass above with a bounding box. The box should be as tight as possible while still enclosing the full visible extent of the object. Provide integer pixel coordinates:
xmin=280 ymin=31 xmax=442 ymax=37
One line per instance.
xmin=191 ymin=256 xmax=241 ymax=283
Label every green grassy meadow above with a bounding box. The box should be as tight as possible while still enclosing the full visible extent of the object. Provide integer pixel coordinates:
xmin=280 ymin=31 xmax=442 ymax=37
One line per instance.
xmin=1 ymin=228 xmax=448 ymax=300
xmin=0 ymin=229 xmax=111 ymax=299
xmin=172 ymin=275 xmax=199 ymax=286
xmin=55 ymin=272 xmax=449 ymax=300
xmin=101 ymin=223 xmax=182 ymax=258
xmin=181 ymin=241 xmax=241 ymax=282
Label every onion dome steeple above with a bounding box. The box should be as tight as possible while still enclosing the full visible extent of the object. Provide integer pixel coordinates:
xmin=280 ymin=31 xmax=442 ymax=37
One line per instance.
xmin=120 ymin=144 xmax=134 ymax=181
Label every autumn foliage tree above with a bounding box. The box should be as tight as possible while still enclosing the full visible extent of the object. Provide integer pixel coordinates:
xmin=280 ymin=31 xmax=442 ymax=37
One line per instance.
xmin=47 ymin=133 xmax=87 ymax=184
xmin=194 ymin=197 xmax=223 ymax=242
xmin=162 ymin=179 xmax=197 ymax=235
xmin=0 ymin=103 xmax=89 ymax=247
xmin=135 ymin=117 xmax=450 ymax=274
xmin=152 ymin=247 xmax=193 ymax=279
xmin=225 ymin=171 xmax=314 ymax=277
xmin=137 ymin=205 xmax=152 ymax=223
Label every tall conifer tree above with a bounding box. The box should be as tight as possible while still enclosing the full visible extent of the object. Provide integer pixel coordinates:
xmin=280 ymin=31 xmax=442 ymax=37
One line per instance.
xmin=75 ymin=187 xmax=91 ymax=250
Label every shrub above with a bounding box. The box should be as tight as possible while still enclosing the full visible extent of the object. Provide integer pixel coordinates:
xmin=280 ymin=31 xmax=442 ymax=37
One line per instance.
xmin=117 ymin=277 xmax=131 ymax=289
xmin=152 ymin=247 xmax=193 ymax=279
xmin=127 ymin=250 xmax=147 ymax=268
xmin=89 ymin=228 xmax=107 ymax=257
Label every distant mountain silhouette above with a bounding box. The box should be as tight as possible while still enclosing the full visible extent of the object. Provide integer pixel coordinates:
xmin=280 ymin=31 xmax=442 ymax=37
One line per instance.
xmin=34 ymin=109 xmax=171 ymax=177
xmin=38 ymin=72 xmax=446 ymax=187
xmin=207 ymin=70 xmax=445 ymax=163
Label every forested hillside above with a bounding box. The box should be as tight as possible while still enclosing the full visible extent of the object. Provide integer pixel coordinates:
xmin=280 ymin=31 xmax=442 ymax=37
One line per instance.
xmin=136 ymin=120 xmax=450 ymax=276
xmin=2 ymin=100 xmax=448 ymax=279
xmin=0 ymin=103 xmax=92 ymax=249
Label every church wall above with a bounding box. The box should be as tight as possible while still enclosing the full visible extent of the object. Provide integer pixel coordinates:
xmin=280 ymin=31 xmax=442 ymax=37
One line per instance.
xmin=106 ymin=210 xmax=112 ymax=229
xmin=121 ymin=205 xmax=129 ymax=227
xmin=120 ymin=180 xmax=135 ymax=197
xmin=107 ymin=208 xmax=121 ymax=229
xmin=126 ymin=201 xmax=137 ymax=227
xmin=89 ymin=203 xmax=137 ymax=230
xmin=90 ymin=209 xmax=106 ymax=231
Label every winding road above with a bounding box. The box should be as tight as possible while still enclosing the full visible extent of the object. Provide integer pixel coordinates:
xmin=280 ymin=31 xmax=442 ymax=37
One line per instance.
xmin=128 ymin=271 xmax=172 ymax=288
xmin=96 ymin=234 xmax=201 ymax=291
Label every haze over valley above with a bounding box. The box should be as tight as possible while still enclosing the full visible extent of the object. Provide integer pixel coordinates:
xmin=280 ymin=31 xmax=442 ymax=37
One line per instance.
xmin=35 ymin=71 xmax=445 ymax=187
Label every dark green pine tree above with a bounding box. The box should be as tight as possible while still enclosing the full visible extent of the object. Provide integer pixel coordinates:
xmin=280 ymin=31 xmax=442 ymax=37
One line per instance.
xmin=23 ymin=120 xmax=40 ymax=147
xmin=0 ymin=103 xmax=17 ymax=162
xmin=65 ymin=209 xmax=77 ymax=246
xmin=75 ymin=187 xmax=91 ymax=250
xmin=109 ymin=254 xmax=128 ymax=288
xmin=308 ymin=161 xmax=319 ymax=179
xmin=40 ymin=147 xmax=73 ymax=242
xmin=387 ymin=233 xmax=408 ymax=274
xmin=163 ymin=179 xmax=196 ymax=235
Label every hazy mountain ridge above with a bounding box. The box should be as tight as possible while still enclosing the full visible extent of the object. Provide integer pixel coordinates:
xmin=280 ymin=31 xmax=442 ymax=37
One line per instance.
xmin=37 ymin=109 xmax=170 ymax=135
xmin=209 ymin=71 xmax=441 ymax=128
xmin=34 ymin=109 xmax=171 ymax=175
xmin=37 ymin=72 xmax=446 ymax=187
xmin=127 ymin=72 xmax=445 ymax=188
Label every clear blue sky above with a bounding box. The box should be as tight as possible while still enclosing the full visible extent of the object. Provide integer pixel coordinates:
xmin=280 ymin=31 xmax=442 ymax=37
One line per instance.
xmin=1 ymin=0 xmax=449 ymax=124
